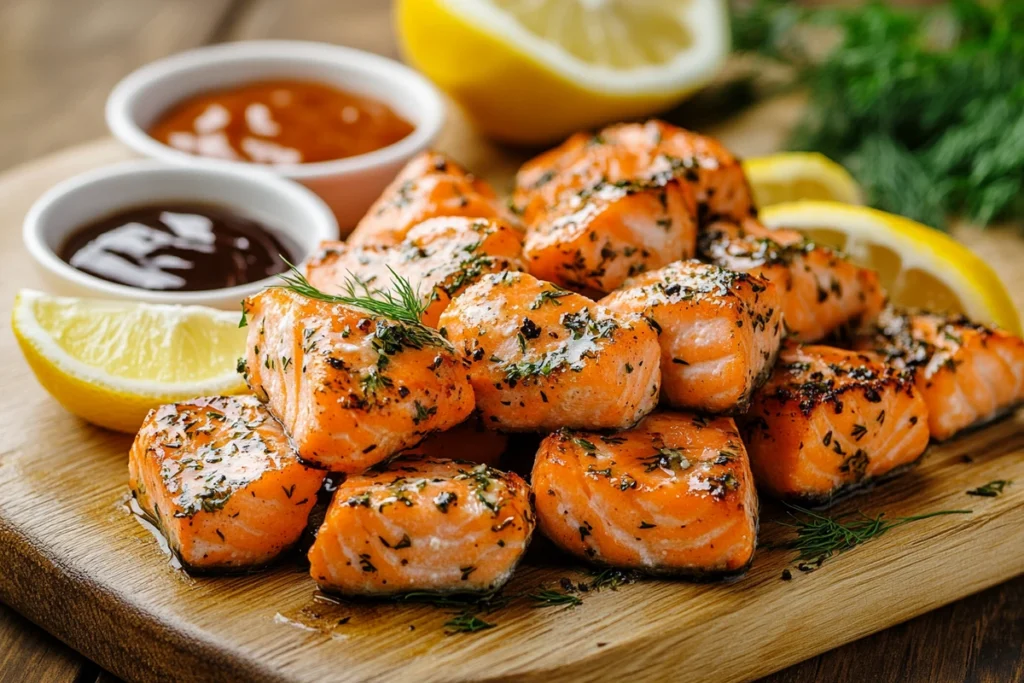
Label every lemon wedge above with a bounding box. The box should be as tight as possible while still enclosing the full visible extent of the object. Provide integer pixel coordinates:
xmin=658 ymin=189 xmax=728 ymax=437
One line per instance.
xmin=759 ymin=201 xmax=1021 ymax=334
xmin=744 ymin=152 xmax=863 ymax=208
xmin=396 ymin=0 xmax=729 ymax=144
xmin=12 ymin=291 xmax=248 ymax=433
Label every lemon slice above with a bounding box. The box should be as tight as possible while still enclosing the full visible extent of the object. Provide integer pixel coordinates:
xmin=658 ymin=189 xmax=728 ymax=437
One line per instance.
xmin=396 ymin=0 xmax=729 ymax=144
xmin=12 ymin=290 xmax=248 ymax=433
xmin=759 ymin=201 xmax=1021 ymax=334
xmin=744 ymin=152 xmax=863 ymax=208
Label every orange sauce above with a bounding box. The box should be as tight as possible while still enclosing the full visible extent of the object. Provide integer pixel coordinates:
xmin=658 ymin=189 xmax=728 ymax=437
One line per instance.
xmin=149 ymin=80 xmax=415 ymax=165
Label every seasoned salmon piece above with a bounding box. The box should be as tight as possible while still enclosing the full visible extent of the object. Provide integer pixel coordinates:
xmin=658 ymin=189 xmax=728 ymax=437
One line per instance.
xmin=601 ymin=260 xmax=783 ymax=413
xmin=438 ymin=271 xmax=661 ymax=431
xmin=348 ymin=152 xmax=514 ymax=246
xmin=308 ymin=456 xmax=535 ymax=596
xmin=532 ymin=411 xmax=757 ymax=577
xmin=403 ymin=416 xmax=509 ymax=467
xmin=128 ymin=395 xmax=326 ymax=571
xmin=306 ymin=217 xmax=525 ymax=327
xmin=854 ymin=309 xmax=1024 ymax=441
xmin=515 ymin=120 xmax=754 ymax=226
xmin=742 ymin=344 xmax=930 ymax=503
xmin=699 ymin=218 xmax=886 ymax=341
xmin=240 ymin=287 xmax=474 ymax=472
xmin=522 ymin=177 xmax=698 ymax=295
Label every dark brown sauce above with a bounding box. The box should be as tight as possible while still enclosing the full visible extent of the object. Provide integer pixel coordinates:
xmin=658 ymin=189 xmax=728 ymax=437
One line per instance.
xmin=149 ymin=79 xmax=415 ymax=165
xmin=59 ymin=202 xmax=298 ymax=292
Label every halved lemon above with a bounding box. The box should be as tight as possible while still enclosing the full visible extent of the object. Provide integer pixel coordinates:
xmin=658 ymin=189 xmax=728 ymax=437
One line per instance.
xmin=759 ymin=201 xmax=1020 ymax=333
xmin=396 ymin=0 xmax=730 ymax=144
xmin=744 ymin=152 xmax=863 ymax=208
xmin=12 ymin=291 xmax=248 ymax=433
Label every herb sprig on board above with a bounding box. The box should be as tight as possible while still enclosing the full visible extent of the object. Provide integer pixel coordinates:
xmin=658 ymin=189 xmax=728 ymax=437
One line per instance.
xmin=781 ymin=505 xmax=971 ymax=569
xmin=966 ymin=480 xmax=1011 ymax=497
xmin=731 ymin=0 xmax=1024 ymax=229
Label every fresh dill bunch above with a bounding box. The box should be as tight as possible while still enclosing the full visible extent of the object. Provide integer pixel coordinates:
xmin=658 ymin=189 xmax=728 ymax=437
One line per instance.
xmin=780 ymin=504 xmax=971 ymax=567
xmin=731 ymin=0 xmax=1024 ymax=229
xmin=275 ymin=263 xmax=448 ymax=350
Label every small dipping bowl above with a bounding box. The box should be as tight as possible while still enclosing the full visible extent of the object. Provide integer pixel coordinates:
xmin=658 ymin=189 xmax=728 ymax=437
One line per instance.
xmin=23 ymin=159 xmax=339 ymax=310
xmin=105 ymin=40 xmax=446 ymax=229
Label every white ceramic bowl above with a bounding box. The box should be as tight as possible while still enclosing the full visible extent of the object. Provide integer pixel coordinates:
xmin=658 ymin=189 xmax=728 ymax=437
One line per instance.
xmin=105 ymin=40 xmax=446 ymax=229
xmin=23 ymin=159 xmax=339 ymax=309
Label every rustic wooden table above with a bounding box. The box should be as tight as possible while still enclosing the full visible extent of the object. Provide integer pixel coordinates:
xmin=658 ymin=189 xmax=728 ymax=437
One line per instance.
xmin=0 ymin=1 xmax=1020 ymax=682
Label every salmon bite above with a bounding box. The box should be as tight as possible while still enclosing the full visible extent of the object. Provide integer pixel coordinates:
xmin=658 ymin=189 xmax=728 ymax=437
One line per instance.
xmin=439 ymin=271 xmax=662 ymax=432
xmin=308 ymin=456 xmax=535 ymax=596
xmin=742 ymin=344 xmax=931 ymax=503
xmin=601 ymin=260 xmax=783 ymax=414
xmin=240 ymin=286 xmax=474 ymax=473
xmin=128 ymin=395 xmax=325 ymax=571
xmin=532 ymin=411 xmax=758 ymax=578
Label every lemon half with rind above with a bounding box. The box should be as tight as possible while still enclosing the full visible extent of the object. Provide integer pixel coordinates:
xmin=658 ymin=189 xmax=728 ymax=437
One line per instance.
xmin=759 ymin=201 xmax=1020 ymax=334
xmin=12 ymin=290 xmax=248 ymax=433
xmin=744 ymin=152 xmax=863 ymax=208
xmin=397 ymin=0 xmax=730 ymax=144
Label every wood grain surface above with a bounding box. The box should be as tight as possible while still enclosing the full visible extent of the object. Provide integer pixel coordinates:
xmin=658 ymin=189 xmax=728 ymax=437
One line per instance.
xmin=0 ymin=1 xmax=1021 ymax=682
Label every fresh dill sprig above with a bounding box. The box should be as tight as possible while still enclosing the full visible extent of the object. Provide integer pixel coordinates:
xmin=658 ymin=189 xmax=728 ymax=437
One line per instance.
xmin=444 ymin=611 xmax=496 ymax=634
xmin=966 ymin=480 xmax=1012 ymax=497
xmin=781 ymin=504 xmax=971 ymax=568
xmin=528 ymin=588 xmax=582 ymax=609
xmin=277 ymin=262 xmax=426 ymax=323
xmin=275 ymin=262 xmax=447 ymax=350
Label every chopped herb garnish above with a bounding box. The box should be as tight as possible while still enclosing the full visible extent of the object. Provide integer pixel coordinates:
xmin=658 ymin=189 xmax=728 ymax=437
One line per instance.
xmin=529 ymin=588 xmax=582 ymax=608
xmin=444 ymin=612 xmax=496 ymax=634
xmin=530 ymin=288 xmax=572 ymax=309
xmin=966 ymin=480 xmax=1011 ymax=497
xmin=412 ymin=401 xmax=438 ymax=425
xmin=573 ymin=437 xmax=597 ymax=452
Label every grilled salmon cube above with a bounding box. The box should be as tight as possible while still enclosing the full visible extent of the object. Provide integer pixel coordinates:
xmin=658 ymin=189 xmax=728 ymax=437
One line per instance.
xmin=348 ymin=151 xmax=515 ymax=246
xmin=522 ymin=177 xmax=698 ymax=296
xmin=699 ymin=218 xmax=886 ymax=342
xmin=601 ymin=260 xmax=783 ymax=413
xmin=742 ymin=344 xmax=930 ymax=503
xmin=128 ymin=395 xmax=326 ymax=571
xmin=241 ymin=288 xmax=474 ymax=472
xmin=305 ymin=217 xmax=525 ymax=327
xmin=515 ymin=120 xmax=754 ymax=227
xmin=855 ymin=309 xmax=1024 ymax=441
xmin=532 ymin=411 xmax=758 ymax=577
xmin=438 ymin=271 xmax=661 ymax=431
xmin=308 ymin=456 xmax=535 ymax=596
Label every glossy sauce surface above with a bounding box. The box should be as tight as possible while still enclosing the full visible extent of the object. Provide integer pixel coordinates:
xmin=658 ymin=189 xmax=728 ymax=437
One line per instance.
xmin=148 ymin=80 xmax=415 ymax=165
xmin=59 ymin=203 xmax=298 ymax=291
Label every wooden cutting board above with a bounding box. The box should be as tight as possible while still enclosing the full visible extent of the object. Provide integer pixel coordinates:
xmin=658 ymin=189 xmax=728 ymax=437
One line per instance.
xmin=1 ymin=101 xmax=1022 ymax=683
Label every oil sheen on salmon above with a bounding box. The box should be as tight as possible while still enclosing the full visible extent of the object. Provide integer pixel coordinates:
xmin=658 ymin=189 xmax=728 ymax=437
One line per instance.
xmin=58 ymin=203 xmax=298 ymax=291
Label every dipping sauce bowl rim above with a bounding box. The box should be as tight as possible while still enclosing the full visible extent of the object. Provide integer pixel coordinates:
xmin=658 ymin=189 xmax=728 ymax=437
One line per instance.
xmin=22 ymin=159 xmax=340 ymax=305
xmin=105 ymin=40 xmax=446 ymax=179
